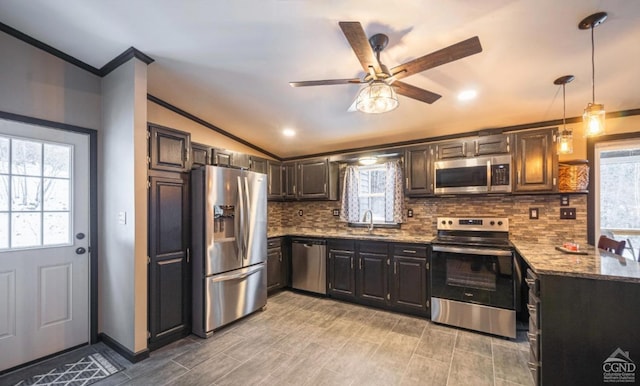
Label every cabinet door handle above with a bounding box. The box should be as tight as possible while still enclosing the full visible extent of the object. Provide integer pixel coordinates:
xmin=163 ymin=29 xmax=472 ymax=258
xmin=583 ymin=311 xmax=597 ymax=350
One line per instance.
xmin=402 ymin=249 xmax=417 ymax=254
xmin=350 ymin=257 xmax=353 ymax=270
xmin=405 ymin=177 xmax=409 ymax=189
xmin=359 ymin=258 xmax=362 ymax=270
xmin=186 ymin=248 xmax=190 ymax=263
xmin=394 ymin=262 xmax=397 ymax=275
xmin=279 ymin=252 xmax=282 ymax=262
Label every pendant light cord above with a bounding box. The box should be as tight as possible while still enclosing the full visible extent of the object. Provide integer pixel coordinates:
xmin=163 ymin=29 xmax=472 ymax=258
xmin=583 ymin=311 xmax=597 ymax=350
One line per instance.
xmin=591 ymin=25 xmax=596 ymax=103
xmin=562 ymin=84 xmax=566 ymax=129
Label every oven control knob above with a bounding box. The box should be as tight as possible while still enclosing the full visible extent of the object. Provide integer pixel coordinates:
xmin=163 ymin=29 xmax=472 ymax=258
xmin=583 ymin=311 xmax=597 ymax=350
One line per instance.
xmin=490 ymin=221 xmax=495 ymax=226
xmin=448 ymin=220 xmax=453 ymax=225
xmin=498 ymin=221 xmax=503 ymax=226
xmin=441 ymin=220 xmax=446 ymax=225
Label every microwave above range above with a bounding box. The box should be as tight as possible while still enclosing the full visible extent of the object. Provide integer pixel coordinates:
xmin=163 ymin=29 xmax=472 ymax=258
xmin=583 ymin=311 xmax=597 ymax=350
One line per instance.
xmin=434 ymin=154 xmax=511 ymax=195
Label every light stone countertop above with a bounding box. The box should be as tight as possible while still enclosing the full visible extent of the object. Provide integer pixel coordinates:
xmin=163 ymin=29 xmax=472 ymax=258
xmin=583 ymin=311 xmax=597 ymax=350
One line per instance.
xmin=512 ymin=240 xmax=640 ymax=283
xmin=268 ymin=228 xmax=432 ymax=244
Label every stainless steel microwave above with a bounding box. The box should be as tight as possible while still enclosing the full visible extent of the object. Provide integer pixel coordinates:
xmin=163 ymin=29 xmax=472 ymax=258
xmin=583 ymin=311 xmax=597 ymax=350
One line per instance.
xmin=434 ymin=154 xmax=512 ymax=194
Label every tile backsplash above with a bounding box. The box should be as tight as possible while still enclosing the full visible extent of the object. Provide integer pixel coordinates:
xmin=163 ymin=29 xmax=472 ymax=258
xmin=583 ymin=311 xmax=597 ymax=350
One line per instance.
xmin=268 ymin=194 xmax=587 ymax=245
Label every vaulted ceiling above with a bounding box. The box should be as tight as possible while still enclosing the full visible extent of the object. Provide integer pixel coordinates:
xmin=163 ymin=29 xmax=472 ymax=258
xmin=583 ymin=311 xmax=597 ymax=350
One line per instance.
xmin=1 ymin=0 xmax=639 ymax=158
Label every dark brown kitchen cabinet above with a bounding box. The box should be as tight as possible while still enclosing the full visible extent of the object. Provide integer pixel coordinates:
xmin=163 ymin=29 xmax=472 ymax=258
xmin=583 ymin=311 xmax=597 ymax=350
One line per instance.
xmin=356 ymin=242 xmax=389 ymax=307
xmin=250 ymin=156 xmax=268 ymax=174
xmin=148 ymin=124 xmax=191 ymax=172
xmin=147 ymin=171 xmax=191 ymax=350
xmin=267 ymin=161 xmax=283 ymax=200
xmin=435 ymin=140 xmax=467 ymax=159
xmin=212 ymin=148 xmax=251 ymax=169
xmin=297 ymin=158 xmax=339 ymax=200
xmin=328 ymin=239 xmax=357 ymax=300
xmin=283 ymin=162 xmax=297 ymax=199
xmin=190 ymin=142 xmax=211 ymax=169
xmin=404 ymin=145 xmax=433 ymax=196
xmin=267 ymin=237 xmax=286 ymax=293
xmin=391 ymin=244 xmax=429 ymax=315
xmin=475 ymin=134 xmax=510 ymax=156
xmin=514 ymin=129 xmax=557 ymax=192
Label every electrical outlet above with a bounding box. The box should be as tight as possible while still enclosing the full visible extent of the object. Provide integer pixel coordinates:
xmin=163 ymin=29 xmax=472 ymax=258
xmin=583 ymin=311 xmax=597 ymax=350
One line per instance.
xmin=332 ymin=209 xmax=340 ymax=217
xmin=407 ymin=209 xmax=414 ymax=218
xmin=529 ymin=208 xmax=539 ymax=220
xmin=560 ymin=195 xmax=570 ymax=206
xmin=298 ymin=209 xmax=303 ymax=216
xmin=560 ymin=208 xmax=576 ymax=219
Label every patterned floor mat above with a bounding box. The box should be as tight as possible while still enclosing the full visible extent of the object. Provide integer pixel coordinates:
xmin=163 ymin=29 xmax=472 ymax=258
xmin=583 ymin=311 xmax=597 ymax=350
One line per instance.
xmin=14 ymin=352 xmax=123 ymax=386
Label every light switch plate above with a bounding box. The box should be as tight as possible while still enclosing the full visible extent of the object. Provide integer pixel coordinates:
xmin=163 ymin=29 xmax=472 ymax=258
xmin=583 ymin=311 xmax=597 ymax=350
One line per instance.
xmin=298 ymin=209 xmax=303 ymax=216
xmin=529 ymin=208 xmax=539 ymax=220
xmin=332 ymin=209 xmax=340 ymax=216
xmin=118 ymin=211 xmax=127 ymax=225
xmin=407 ymin=209 xmax=414 ymax=218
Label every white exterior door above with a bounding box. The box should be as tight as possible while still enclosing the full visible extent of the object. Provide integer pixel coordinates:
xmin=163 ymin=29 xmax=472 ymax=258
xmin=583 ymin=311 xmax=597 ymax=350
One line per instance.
xmin=0 ymin=118 xmax=90 ymax=372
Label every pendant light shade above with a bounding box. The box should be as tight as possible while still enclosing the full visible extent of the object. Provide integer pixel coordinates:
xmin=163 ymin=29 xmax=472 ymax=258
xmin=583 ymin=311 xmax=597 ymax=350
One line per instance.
xmin=579 ymin=12 xmax=608 ymax=137
xmin=554 ymin=75 xmax=575 ymax=155
xmin=356 ymin=80 xmax=399 ymax=114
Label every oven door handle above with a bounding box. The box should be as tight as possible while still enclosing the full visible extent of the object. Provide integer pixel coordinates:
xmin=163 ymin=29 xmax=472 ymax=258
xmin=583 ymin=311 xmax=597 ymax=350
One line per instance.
xmin=432 ymin=245 xmax=513 ymax=257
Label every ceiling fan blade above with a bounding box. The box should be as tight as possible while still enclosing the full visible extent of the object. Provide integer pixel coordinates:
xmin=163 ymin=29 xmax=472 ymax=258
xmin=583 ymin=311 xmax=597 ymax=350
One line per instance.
xmin=339 ymin=21 xmax=382 ymax=74
xmin=390 ymin=36 xmax=482 ymax=81
xmin=393 ymin=81 xmax=442 ymax=104
xmin=289 ymin=78 xmax=363 ymax=87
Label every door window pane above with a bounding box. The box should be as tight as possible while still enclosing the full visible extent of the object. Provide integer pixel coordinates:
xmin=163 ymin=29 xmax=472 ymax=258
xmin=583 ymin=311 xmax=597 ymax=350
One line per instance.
xmin=0 ymin=136 xmax=8 ymax=174
xmin=11 ymin=212 xmax=41 ymax=248
xmin=43 ymin=143 xmax=70 ymax=178
xmin=0 ymin=175 xmax=8 ymax=211
xmin=43 ymin=212 xmax=69 ymax=245
xmin=0 ymin=213 xmax=7 ymax=248
xmin=11 ymin=176 xmax=42 ymax=211
xmin=0 ymin=135 xmax=73 ymax=251
xmin=11 ymin=139 xmax=42 ymax=176
xmin=43 ymin=179 xmax=69 ymax=211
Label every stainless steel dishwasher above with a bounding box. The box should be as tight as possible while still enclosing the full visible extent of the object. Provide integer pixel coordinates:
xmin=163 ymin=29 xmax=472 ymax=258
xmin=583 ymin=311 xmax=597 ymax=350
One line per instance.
xmin=291 ymin=238 xmax=327 ymax=294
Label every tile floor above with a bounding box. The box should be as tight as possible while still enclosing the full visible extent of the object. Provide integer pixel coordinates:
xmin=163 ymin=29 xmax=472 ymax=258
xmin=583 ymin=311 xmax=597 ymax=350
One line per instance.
xmin=1 ymin=291 xmax=534 ymax=386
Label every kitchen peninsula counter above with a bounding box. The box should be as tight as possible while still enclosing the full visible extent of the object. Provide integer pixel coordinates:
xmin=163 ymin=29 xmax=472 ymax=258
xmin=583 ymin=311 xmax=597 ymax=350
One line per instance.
xmin=512 ymin=240 xmax=640 ymax=283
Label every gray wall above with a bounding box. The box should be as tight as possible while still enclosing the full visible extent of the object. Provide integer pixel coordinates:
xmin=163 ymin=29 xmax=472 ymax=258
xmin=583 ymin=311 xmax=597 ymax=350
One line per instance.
xmin=0 ymin=32 xmax=101 ymax=129
xmin=99 ymin=58 xmax=148 ymax=354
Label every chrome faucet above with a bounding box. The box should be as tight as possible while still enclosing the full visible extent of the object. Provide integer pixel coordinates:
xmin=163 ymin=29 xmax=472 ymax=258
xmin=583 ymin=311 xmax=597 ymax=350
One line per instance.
xmin=363 ymin=210 xmax=374 ymax=233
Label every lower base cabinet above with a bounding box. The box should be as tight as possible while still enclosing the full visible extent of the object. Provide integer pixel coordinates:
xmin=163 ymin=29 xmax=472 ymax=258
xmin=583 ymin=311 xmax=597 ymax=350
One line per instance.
xmin=327 ymin=239 xmax=429 ymax=316
xmin=267 ymin=237 xmax=287 ymax=293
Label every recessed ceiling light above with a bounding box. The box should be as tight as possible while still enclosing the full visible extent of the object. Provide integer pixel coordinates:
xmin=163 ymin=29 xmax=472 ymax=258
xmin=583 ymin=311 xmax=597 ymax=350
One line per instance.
xmin=457 ymin=90 xmax=477 ymax=101
xmin=282 ymin=128 xmax=296 ymax=137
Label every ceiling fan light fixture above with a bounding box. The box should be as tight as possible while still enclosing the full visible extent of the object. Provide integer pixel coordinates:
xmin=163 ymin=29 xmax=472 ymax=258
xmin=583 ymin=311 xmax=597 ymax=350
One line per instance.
xmin=457 ymin=89 xmax=477 ymax=101
xmin=356 ymin=80 xmax=399 ymax=114
xmin=579 ymin=12 xmax=608 ymax=137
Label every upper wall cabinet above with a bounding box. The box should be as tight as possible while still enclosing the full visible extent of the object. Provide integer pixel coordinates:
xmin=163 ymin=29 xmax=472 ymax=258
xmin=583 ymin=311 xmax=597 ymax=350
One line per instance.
xmin=250 ymin=156 xmax=268 ymax=174
xmin=267 ymin=161 xmax=283 ymax=200
xmin=279 ymin=158 xmax=338 ymax=201
xmin=297 ymin=158 xmax=339 ymax=200
xmin=514 ymin=129 xmax=557 ymax=193
xmin=404 ymin=145 xmax=433 ymax=197
xmin=148 ymin=124 xmax=191 ymax=172
xmin=191 ymin=143 xmax=211 ymax=169
xmin=435 ymin=134 xmax=510 ymax=159
xmin=211 ymin=148 xmax=251 ymax=169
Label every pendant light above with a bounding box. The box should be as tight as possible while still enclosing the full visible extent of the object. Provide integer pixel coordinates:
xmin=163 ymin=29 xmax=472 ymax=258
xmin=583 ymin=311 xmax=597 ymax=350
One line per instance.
xmin=579 ymin=12 xmax=608 ymax=137
xmin=355 ymin=80 xmax=399 ymax=114
xmin=554 ymin=75 xmax=575 ymax=154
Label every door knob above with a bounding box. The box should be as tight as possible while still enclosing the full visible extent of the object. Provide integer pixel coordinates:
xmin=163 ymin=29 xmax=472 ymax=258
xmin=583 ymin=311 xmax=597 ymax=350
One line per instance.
xmin=75 ymin=247 xmax=86 ymax=255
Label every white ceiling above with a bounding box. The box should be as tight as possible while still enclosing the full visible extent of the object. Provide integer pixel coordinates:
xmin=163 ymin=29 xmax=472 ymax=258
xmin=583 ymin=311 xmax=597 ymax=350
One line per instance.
xmin=1 ymin=0 xmax=639 ymax=158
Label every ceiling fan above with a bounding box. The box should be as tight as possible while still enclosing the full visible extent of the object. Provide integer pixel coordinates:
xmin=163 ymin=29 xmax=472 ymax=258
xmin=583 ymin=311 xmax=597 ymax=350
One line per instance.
xmin=289 ymin=21 xmax=483 ymax=113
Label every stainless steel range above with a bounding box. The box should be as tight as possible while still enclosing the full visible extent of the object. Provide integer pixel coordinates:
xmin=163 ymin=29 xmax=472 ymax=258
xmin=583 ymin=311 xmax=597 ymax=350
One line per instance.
xmin=430 ymin=217 xmax=521 ymax=339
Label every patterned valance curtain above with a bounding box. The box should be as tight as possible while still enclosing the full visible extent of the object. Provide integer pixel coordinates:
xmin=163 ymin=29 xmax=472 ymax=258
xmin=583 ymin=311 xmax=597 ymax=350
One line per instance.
xmin=385 ymin=160 xmax=404 ymax=223
xmin=340 ymin=165 xmax=360 ymax=222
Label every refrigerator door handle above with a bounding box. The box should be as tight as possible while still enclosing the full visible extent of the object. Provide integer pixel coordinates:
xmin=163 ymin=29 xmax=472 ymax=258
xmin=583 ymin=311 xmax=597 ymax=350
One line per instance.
xmin=209 ymin=263 xmax=264 ymax=283
xmin=243 ymin=176 xmax=251 ymax=260
xmin=236 ymin=176 xmax=244 ymax=258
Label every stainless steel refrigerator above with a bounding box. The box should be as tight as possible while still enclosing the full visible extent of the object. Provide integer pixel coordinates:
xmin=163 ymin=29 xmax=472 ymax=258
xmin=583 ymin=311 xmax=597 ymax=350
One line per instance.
xmin=191 ymin=165 xmax=267 ymax=338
